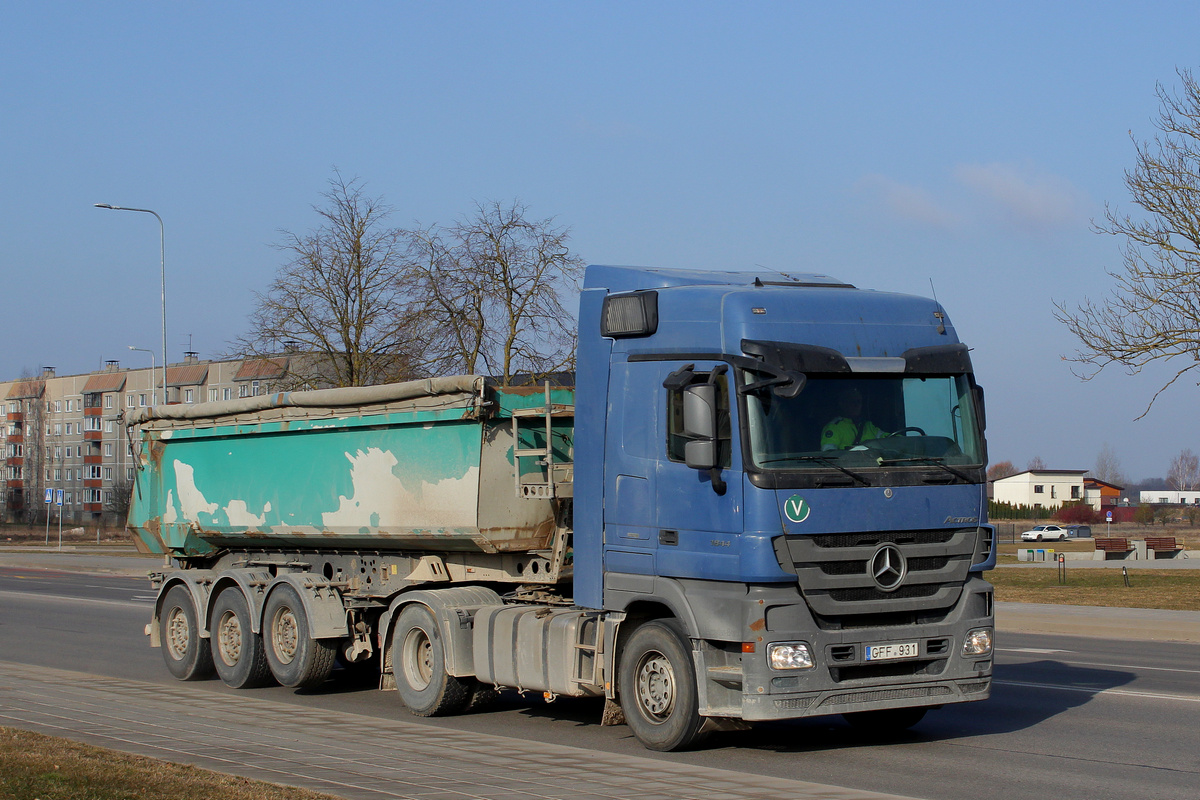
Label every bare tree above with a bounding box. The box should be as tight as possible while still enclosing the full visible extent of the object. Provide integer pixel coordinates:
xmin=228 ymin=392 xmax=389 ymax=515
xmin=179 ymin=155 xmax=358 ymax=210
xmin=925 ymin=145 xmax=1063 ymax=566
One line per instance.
xmin=408 ymin=201 xmax=584 ymax=385
xmin=106 ymin=474 xmax=132 ymax=525
xmin=1167 ymin=448 xmax=1200 ymax=491
xmin=1091 ymin=442 xmax=1126 ymax=486
xmin=986 ymin=460 xmax=1016 ymax=481
xmin=1027 ymin=456 xmax=1047 ymax=471
xmin=1055 ymin=69 xmax=1200 ymax=415
xmin=234 ymin=170 xmax=424 ymax=388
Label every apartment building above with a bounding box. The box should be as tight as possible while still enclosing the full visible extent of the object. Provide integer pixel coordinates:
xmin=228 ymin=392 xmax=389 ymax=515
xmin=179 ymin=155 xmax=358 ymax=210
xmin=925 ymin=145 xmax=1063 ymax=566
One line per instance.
xmin=2 ymin=354 xmax=291 ymax=526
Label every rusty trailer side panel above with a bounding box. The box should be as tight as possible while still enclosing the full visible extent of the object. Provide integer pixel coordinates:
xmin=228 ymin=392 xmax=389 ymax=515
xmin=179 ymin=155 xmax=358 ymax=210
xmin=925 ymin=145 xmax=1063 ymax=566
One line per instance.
xmin=126 ymin=376 xmax=574 ymax=558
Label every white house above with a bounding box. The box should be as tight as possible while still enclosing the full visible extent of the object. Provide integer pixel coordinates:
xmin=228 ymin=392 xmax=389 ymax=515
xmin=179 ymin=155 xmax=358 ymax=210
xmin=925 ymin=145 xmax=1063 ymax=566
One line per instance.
xmin=1139 ymin=490 xmax=1200 ymax=506
xmin=992 ymin=470 xmax=1087 ymax=510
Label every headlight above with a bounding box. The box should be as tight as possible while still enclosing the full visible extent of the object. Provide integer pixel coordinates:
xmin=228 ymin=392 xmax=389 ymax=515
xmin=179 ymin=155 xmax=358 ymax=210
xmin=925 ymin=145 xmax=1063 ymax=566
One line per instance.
xmin=767 ymin=641 xmax=815 ymax=670
xmin=962 ymin=627 xmax=993 ymax=657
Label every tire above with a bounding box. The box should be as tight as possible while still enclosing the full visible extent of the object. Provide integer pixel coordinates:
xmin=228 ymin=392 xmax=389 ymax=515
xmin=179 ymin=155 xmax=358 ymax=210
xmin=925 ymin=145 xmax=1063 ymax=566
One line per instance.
xmin=211 ymin=587 xmax=274 ymax=689
xmin=463 ymin=679 xmax=500 ymax=713
xmin=1035 ymin=535 xmax=1043 ymax=541
xmin=843 ymin=706 xmax=928 ymax=734
xmin=617 ymin=619 xmax=708 ymax=751
xmin=392 ymin=604 xmax=470 ymax=717
xmin=158 ymin=584 xmax=214 ymax=681
xmin=262 ymin=584 xmax=336 ymax=689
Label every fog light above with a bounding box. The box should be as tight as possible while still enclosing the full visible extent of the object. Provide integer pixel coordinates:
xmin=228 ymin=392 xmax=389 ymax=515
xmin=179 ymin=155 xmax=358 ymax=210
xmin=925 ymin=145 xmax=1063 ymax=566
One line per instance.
xmin=962 ymin=627 xmax=993 ymax=657
xmin=767 ymin=641 xmax=815 ymax=670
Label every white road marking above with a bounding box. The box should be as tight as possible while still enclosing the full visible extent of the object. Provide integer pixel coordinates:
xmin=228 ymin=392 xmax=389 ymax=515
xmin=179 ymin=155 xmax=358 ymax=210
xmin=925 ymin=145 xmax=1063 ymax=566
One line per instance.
xmin=995 ymin=679 xmax=1200 ymax=703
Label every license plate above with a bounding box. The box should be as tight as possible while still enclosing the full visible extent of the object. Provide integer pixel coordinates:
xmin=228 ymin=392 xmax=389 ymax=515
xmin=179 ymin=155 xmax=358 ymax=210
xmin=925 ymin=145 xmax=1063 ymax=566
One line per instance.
xmin=865 ymin=642 xmax=919 ymax=661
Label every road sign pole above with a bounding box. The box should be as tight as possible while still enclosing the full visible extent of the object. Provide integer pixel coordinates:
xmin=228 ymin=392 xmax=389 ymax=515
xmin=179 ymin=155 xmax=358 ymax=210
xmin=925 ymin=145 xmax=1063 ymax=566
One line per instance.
xmin=44 ymin=489 xmax=52 ymax=545
xmin=56 ymin=489 xmax=64 ymax=550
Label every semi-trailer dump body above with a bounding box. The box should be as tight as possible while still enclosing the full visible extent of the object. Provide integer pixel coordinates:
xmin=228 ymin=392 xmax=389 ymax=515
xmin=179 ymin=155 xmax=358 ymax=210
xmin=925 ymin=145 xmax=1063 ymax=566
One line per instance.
xmin=129 ymin=264 xmax=995 ymax=751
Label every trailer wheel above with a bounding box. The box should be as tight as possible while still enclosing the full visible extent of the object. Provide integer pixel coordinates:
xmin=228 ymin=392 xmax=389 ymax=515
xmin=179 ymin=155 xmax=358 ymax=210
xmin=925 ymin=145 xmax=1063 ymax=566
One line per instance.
xmin=159 ymin=584 xmax=214 ymax=681
xmin=211 ymin=587 xmax=274 ymax=689
xmin=263 ymin=584 xmax=336 ymax=689
xmin=393 ymin=604 xmax=470 ymax=716
xmin=842 ymin=706 xmax=928 ymax=734
xmin=618 ymin=619 xmax=708 ymax=751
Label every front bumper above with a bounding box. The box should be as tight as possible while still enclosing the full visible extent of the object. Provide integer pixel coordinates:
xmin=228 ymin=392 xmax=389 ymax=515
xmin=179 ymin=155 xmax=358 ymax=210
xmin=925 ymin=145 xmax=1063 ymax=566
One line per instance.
xmin=695 ymin=575 xmax=994 ymax=721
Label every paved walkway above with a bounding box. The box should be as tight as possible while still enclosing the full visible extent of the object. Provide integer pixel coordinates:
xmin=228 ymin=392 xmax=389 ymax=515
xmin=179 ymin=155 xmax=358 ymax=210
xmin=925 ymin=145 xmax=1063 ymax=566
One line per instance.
xmin=995 ymin=602 xmax=1200 ymax=643
xmin=0 ymin=661 xmax=918 ymax=800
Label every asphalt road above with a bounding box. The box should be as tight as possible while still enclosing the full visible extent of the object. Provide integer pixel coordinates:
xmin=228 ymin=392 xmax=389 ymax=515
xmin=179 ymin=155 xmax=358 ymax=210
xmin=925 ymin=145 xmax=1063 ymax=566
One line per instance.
xmin=1 ymin=566 xmax=1197 ymax=800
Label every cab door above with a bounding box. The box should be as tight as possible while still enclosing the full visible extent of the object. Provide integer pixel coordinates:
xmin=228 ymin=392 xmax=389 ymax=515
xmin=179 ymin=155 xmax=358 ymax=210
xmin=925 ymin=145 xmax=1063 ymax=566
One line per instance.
xmin=654 ymin=360 xmax=745 ymax=582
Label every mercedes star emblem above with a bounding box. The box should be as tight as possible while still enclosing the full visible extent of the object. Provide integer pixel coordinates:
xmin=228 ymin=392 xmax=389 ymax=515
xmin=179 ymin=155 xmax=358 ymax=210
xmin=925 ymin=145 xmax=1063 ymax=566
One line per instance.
xmin=869 ymin=544 xmax=907 ymax=591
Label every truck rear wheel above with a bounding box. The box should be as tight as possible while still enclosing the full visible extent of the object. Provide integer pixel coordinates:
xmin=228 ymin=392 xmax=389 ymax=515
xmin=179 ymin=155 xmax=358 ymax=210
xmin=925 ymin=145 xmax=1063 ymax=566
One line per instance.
xmin=211 ymin=587 xmax=274 ymax=689
xmin=159 ymin=585 xmax=214 ymax=681
xmin=393 ymin=604 xmax=470 ymax=716
xmin=618 ymin=619 xmax=708 ymax=751
xmin=263 ymin=584 xmax=336 ymax=688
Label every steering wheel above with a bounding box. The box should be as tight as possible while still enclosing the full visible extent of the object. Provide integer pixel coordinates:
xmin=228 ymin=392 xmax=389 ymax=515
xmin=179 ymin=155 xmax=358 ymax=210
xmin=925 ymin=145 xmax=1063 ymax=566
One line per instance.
xmin=888 ymin=427 xmax=926 ymax=437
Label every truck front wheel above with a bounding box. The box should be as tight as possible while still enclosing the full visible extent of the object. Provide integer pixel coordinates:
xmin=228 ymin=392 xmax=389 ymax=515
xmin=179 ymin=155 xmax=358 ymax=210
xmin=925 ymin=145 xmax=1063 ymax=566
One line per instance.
xmin=618 ymin=619 xmax=708 ymax=751
xmin=159 ymin=585 xmax=214 ymax=681
xmin=211 ymin=587 xmax=274 ymax=689
xmin=263 ymin=584 xmax=336 ymax=688
xmin=393 ymin=604 xmax=470 ymax=716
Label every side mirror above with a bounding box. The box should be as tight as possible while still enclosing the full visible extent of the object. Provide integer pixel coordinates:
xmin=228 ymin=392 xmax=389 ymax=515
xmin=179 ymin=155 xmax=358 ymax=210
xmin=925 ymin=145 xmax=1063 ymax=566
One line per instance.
xmin=973 ymin=384 xmax=986 ymax=432
xmin=682 ymin=384 xmax=716 ymax=439
xmin=684 ymin=439 xmax=717 ymax=471
xmin=679 ymin=374 xmax=728 ymax=494
xmin=682 ymin=384 xmax=717 ymax=470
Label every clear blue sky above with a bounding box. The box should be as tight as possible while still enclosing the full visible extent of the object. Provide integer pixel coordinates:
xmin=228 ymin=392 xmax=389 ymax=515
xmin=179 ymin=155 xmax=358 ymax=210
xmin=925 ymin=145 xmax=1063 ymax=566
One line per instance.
xmin=3 ymin=2 xmax=1197 ymax=483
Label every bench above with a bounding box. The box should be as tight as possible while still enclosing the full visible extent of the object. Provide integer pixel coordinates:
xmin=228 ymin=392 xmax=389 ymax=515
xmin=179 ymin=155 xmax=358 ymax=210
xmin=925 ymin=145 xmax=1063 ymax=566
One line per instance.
xmin=1094 ymin=538 xmax=1135 ymax=559
xmin=1144 ymin=536 xmax=1183 ymax=558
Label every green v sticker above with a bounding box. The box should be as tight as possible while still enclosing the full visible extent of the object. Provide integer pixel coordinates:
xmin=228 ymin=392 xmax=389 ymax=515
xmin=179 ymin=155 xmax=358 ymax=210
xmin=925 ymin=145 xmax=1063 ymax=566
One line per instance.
xmin=784 ymin=495 xmax=811 ymax=524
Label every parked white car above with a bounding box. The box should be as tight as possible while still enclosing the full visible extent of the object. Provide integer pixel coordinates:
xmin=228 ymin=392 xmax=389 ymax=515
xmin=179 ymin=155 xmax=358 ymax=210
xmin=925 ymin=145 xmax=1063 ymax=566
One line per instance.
xmin=1020 ymin=524 xmax=1069 ymax=542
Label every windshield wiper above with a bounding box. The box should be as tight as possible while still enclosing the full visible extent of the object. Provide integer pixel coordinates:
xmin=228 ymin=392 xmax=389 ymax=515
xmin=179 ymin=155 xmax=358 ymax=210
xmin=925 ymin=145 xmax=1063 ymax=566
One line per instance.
xmin=876 ymin=455 xmax=973 ymax=482
xmin=793 ymin=455 xmax=871 ymax=486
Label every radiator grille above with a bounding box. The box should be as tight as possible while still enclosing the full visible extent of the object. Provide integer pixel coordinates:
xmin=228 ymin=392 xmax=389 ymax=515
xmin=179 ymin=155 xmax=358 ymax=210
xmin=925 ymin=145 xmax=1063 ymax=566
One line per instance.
xmin=779 ymin=527 xmax=982 ymax=624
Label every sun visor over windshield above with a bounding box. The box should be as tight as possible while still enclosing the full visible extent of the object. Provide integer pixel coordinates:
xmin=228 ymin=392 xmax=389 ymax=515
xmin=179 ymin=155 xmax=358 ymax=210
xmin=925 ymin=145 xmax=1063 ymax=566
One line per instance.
xmin=741 ymin=340 xmax=850 ymax=373
xmin=901 ymin=343 xmax=973 ymax=375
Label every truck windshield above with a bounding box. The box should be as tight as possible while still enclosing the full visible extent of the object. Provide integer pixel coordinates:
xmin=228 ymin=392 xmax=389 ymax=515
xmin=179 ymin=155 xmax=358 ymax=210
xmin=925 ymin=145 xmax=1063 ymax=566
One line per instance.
xmin=742 ymin=373 xmax=983 ymax=472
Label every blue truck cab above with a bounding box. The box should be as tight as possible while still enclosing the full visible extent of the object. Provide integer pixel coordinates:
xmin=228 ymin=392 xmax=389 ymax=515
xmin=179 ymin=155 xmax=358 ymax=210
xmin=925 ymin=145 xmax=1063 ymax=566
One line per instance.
xmin=574 ymin=265 xmax=994 ymax=747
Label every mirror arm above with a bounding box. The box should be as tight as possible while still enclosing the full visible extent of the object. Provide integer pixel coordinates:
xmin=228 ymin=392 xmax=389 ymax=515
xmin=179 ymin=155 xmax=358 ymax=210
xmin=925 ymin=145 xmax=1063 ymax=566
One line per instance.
xmin=707 ymin=367 xmax=728 ymax=495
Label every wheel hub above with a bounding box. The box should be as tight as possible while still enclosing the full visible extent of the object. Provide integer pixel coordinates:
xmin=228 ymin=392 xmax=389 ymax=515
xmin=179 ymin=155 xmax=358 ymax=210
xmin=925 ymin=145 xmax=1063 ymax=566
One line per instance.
xmin=217 ymin=610 xmax=242 ymax=665
xmin=636 ymin=652 xmax=676 ymax=721
xmin=165 ymin=606 xmax=190 ymax=660
xmin=273 ymin=608 xmax=299 ymax=664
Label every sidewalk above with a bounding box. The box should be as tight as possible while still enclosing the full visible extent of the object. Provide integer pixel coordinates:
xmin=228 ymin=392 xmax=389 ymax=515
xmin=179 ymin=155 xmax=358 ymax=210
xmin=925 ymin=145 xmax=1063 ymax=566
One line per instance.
xmin=995 ymin=602 xmax=1200 ymax=644
xmin=0 ymin=660 xmax=919 ymax=800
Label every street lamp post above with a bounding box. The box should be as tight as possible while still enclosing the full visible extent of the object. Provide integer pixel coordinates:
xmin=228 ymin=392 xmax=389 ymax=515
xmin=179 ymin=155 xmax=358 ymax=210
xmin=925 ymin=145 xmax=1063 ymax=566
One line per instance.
xmin=95 ymin=204 xmax=167 ymax=406
xmin=127 ymin=347 xmax=156 ymax=407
